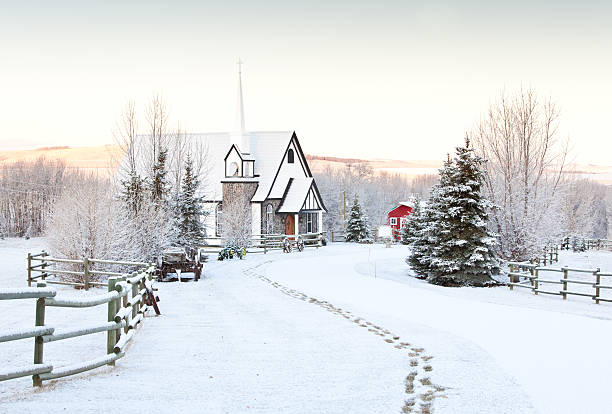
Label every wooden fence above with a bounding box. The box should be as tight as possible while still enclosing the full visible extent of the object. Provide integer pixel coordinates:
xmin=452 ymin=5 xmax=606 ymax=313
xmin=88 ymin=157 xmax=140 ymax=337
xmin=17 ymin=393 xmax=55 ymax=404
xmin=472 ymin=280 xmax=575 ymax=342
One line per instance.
xmin=1 ymin=265 xmax=157 ymax=386
xmin=27 ymin=251 xmax=150 ymax=290
xmin=330 ymin=228 xmax=402 ymax=243
xmin=507 ymin=261 xmax=612 ymax=303
xmin=560 ymin=237 xmax=612 ymax=251
xmin=199 ymin=231 xmax=325 ymax=255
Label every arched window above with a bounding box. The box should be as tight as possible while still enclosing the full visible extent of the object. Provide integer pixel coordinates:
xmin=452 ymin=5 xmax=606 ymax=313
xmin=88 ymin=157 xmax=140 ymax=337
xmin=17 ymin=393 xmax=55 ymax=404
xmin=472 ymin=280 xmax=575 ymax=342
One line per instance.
xmin=230 ymin=162 xmax=239 ymax=176
xmin=287 ymin=149 xmax=294 ymax=164
xmin=266 ymin=204 xmax=274 ymax=234
xmin=215 ymin=203 xmax=222 ymax=236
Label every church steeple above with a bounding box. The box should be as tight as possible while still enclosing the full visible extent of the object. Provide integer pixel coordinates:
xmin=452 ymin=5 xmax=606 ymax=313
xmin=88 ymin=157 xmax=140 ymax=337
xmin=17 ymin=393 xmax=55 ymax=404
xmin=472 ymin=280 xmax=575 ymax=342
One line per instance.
xmin=231 ymin=58 xmax=250 ymax=153
xmin=236 ymin=58 xmax=246 ymax=134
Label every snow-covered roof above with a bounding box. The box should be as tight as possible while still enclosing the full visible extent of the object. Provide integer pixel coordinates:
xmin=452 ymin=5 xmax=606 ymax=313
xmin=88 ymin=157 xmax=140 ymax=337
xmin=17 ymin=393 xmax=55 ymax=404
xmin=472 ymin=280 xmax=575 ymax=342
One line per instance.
xmin=277 ymin=177 xmax=314 ymax=213
xmin=182 ymin=131 xmax=294 ymax=201
xmin=399 ymin=200 xmax=415 ymax=208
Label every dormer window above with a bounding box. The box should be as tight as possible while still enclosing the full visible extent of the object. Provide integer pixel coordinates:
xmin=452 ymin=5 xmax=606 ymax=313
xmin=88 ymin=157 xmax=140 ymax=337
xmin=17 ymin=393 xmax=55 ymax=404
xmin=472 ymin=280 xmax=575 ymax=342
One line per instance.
xmin=288 ymin=149 xmax=295 ymax=163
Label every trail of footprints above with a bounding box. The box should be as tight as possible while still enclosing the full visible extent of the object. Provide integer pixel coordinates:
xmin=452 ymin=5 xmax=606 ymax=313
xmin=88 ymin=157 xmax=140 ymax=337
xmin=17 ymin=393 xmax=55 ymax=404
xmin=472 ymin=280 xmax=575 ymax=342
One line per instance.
xmin=244 ymin=263 xmax=447 ymax=414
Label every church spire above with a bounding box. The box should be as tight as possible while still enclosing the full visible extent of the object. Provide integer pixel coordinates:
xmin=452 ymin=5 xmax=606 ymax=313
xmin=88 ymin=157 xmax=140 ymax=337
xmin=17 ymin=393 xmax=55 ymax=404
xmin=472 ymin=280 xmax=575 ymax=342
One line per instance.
xmin=236 ymin=58 xmax=246 ymax=134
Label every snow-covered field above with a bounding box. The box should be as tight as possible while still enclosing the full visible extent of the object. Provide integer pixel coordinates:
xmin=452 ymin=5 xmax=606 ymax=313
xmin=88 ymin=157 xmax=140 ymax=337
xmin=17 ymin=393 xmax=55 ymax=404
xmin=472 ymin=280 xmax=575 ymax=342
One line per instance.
xmin=2 ymin=238 xmax=612 ymax=413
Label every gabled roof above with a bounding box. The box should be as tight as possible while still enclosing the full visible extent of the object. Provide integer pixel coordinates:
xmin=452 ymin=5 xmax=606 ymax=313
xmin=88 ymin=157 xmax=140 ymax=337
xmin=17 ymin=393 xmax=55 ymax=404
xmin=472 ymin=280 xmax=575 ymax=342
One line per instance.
xmin=189 ymin=131 xmax=294 ymax=201
xmin=131 ymin=130 xmax=322 ymax=207
xmin=277 ymin=177 xmax=314 ymax=213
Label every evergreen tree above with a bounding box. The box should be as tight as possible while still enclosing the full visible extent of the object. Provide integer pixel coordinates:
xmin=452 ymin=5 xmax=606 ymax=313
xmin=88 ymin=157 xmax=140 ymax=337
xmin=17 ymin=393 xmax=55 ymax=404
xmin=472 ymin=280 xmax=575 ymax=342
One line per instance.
xmin=121 ymin=171 xmax=146 ymax=215
xmin=151 ymin=147 xmax=169 ymax=204
xmin=427 ymin=136 xmax=499 ymax=286
xmin=176 ymin=155 xmax=206 ymax=252
xmin=407 ymin=163 xmax=453 ymax=279
xmin=345 ymin=195 xmax=370 ymax=242
xmin=402 ymin=196 xmax=421 ymax=245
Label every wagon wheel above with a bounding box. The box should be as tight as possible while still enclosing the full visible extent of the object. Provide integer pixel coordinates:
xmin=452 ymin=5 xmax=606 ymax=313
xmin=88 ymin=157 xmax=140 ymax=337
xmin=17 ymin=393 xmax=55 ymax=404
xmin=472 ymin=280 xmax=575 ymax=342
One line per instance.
xmin=296 ymin=236 xmax=304 ymax=252
xmin=282 ymin=237 xmax=292 ymax=253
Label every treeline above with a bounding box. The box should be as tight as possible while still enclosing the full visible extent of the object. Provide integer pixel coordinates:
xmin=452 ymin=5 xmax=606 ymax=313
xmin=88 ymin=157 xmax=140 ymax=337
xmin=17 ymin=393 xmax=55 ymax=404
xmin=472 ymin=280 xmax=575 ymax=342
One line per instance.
xmin=313 ymin=163 xmax=438 ymax=232
xmin=0 ymin=158 xmax=69 ymax=238
xmin=472 ymin=87 xmax=608 ymax=259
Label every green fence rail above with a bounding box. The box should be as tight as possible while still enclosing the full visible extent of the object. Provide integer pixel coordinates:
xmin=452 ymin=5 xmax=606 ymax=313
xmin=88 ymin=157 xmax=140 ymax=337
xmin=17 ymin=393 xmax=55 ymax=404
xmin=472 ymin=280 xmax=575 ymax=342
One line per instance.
xmin=1 ymin=264 xmax=157 ymax=386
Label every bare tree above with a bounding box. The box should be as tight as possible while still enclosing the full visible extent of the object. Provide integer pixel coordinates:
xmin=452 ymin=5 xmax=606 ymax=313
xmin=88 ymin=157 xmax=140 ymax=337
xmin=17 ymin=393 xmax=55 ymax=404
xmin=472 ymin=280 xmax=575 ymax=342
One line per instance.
xmin=219 ymin=185 xmax=252 ymax=248
xmin=145 ymin=94 xmax=169 ymax=173
xmin=113 ymin=100 xmax=139 ymax=178
xmin=472 ymin=88 xmax=569 ymax=259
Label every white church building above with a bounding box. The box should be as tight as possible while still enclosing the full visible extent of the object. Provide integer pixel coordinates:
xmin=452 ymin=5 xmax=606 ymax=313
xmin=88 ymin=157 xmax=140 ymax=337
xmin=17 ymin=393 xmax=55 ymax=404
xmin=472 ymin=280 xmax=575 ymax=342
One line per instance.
xmin=197 ymin=64 xmax=326 ymax=238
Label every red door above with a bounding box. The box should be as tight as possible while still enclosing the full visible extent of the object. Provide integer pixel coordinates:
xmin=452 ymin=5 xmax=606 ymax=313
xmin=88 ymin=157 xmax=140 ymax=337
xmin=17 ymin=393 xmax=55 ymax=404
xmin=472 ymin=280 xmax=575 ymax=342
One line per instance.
xmin=285 ymin=215 xmax=295 ymax=236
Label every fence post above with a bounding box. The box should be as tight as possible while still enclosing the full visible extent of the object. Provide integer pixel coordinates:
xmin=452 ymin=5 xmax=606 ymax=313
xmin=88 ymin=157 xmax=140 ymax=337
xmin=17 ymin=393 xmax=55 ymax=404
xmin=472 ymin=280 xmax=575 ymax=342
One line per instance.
xmin=508 ymin=264 xmax=514 ymax=290
xmin=264 ymin=236 xmax=267 ymax=254
xmin=107 ymin=277 xmax=118 ymax=365
xmin=83 ymin=257 xmax=90 ymax=291
xmin=595 ymin=268 xmax=601 ymax=304
xmin=132 ymin=274 xmax=138 ymax=319
xmin=33 ymin=282 xmax=46 ymax=387
xmin=534 ymin=268 xmax=539 ymax=295
xmin=41 ymin=251 xmax=48 ymax=281
xmin=27 ymin=253 xmax=32 ymax=287
xmin=119 ymin=275 xmax=128 ymax=333
xmin=562 ymin=267 xmax=568 ymax=299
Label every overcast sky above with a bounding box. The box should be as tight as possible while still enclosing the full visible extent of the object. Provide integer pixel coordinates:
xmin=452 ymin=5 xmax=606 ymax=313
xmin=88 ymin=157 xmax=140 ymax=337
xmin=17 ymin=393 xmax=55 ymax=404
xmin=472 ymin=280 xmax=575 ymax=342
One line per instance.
xmin=0 ymin=1 xmax=610 ymax=163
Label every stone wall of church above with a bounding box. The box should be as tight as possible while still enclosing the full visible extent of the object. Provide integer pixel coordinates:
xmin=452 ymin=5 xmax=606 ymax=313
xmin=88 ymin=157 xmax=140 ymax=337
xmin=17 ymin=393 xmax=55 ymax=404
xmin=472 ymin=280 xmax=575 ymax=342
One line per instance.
xmin=298 ymin=212 xmax=318 ymax=234
xmin=221 ymin=183 xmax=258 ymax=234
xmin=261 ymin=199 xmax=286 ymax=234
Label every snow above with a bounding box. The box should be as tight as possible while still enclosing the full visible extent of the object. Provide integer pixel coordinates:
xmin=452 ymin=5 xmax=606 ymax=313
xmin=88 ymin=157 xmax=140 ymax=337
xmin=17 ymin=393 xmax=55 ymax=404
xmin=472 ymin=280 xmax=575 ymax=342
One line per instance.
xmin=2 ymin=238 xmax=612 ymax=413
xmin=277 ymin=177 xmax=313 ymax=213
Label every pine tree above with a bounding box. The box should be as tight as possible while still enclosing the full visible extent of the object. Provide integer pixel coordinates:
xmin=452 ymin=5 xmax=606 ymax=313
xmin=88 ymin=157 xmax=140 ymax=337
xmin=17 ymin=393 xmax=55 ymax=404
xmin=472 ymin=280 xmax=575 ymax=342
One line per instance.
xmin=407 ymin=165 xmax=452 ymax=279
xmin=345 ymin=195 xmax=370 ymax=242
xmin=151 ymin=147 xmax=169 ymax=204
xmin=121 ymin=171 xmax=146 ymax=215
xmin=176 ymin=155 xmax=206 ymax=252
xmin=402 ymin=197 xmax=421 ymax=245
xmin=427 ymin=136 xmax=499 ymax=286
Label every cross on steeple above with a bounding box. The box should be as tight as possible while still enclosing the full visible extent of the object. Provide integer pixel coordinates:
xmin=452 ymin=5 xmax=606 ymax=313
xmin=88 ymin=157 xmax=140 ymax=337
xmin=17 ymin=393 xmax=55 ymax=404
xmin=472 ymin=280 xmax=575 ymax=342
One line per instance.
xmin=235 ymin=58 xmax=246 ymax=141
xmin=237 ymin=58 xmax=243 ymax=74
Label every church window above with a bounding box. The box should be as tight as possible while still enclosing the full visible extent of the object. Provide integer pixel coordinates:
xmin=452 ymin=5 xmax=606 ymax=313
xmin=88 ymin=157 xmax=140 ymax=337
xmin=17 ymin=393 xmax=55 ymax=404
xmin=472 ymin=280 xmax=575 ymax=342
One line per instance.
xmin=215 ymin=203 xmax=222 ymax=236
xmin=230 ymin=161 xmax=239 ymax=176
xmin=266 ymin=204 xmax=274 ymax=234
xmin=287 ymin=149 xmax=294 ymax=164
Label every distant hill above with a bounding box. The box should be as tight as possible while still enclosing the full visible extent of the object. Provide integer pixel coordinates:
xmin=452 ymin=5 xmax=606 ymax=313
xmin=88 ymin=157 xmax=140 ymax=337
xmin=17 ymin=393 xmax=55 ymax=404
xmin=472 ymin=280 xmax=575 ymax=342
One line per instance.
xmin=0 ymin=145 xmax=122 ymax=174
xmin=1 ymin=145 xmax=611 ymax=184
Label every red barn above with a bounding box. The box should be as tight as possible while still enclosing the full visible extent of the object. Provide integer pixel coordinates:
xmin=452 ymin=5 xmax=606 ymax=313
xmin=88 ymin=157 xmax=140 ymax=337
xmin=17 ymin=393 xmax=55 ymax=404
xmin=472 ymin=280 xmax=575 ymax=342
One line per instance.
xmin=387 ymin=201 xmax=414 ymax=240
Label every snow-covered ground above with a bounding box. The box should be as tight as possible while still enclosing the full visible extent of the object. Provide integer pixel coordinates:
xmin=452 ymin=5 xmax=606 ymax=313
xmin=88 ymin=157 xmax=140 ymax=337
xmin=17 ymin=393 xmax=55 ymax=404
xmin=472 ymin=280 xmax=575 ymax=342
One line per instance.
xmin=2 ymin=239 xmax=612 ymax=413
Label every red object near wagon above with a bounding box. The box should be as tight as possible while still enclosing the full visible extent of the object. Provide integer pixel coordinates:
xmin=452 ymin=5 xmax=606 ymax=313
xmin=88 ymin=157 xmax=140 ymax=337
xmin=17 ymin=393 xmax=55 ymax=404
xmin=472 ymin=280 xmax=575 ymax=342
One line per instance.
xmin=387 ymin=201 xmax=414 ymax=240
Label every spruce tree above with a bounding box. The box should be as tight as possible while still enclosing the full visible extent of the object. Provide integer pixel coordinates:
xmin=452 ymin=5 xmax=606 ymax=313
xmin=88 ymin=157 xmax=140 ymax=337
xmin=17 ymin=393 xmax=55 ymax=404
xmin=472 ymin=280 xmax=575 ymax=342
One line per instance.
xmin=406 ymin=160 xmax=456 ymax=279
xmin=177 ymin=155 xmax=205 ymax=252
xmin=151 ymin=147 xmax=169 ymax=204
xmin=427 ymin=136 xmax=498 ymax=286
xmin=402 ymin=197 xmax=421 ymax=245
xmin=121 ymin=171 xmax=146 ymax=215
xmin=345 ymin=195 xmax=369 ymax=242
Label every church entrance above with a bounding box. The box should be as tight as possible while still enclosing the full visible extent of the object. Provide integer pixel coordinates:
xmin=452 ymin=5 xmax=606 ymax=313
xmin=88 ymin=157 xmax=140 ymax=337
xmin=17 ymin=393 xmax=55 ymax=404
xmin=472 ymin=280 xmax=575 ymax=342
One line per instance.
xmin=285 ymin=215 xmax=295 ymax=236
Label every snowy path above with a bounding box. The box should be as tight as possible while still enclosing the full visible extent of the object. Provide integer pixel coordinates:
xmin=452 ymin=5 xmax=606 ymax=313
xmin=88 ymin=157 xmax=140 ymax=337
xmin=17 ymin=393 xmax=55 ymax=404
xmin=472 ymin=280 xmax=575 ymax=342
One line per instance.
xmin=3 ymin=240 xmax=612 ymax=413
xmin=2 ymin=249 xmax=417 ymax=413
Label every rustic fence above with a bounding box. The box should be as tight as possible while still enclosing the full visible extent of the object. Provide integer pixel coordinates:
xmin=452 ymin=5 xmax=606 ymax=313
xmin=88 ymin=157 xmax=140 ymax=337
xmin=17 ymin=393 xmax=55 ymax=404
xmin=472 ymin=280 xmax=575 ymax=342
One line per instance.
xmin=560 ymin=237 xmax=612 ymax=251
xmin=200 ymin=231 xmax=325 ymax=255
xmin=27 ymin=251 xmax=150 ymax=291
xmin=330 ymin=228 xmax=403 ymax=243
xmin=1 ymin=265 xmax=157 ymax=386
xmin=507 ymin=261 xmax=612 ymax=304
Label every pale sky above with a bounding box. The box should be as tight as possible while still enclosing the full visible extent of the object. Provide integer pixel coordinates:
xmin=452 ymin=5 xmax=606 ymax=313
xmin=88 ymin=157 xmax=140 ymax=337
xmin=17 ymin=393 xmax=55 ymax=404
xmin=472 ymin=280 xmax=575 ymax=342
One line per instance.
xmin=0 ymin=1 xmax=611 ymax=164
